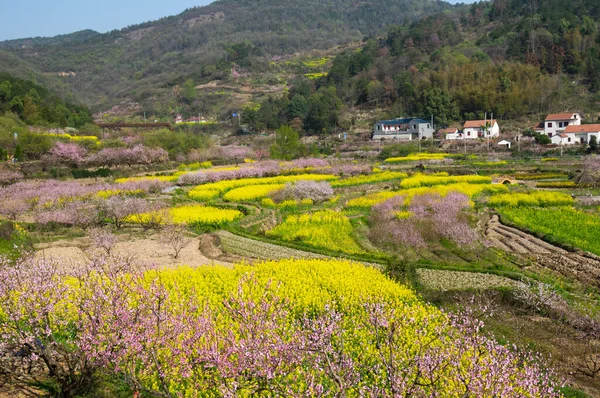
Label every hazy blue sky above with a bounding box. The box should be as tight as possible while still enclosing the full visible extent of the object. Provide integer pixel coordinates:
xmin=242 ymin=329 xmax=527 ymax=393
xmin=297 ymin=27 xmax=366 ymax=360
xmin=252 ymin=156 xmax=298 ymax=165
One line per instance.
xmin=0 ymin=0 xmax=212 ymax=41
xmin=0 ymin=0 xmax=476 ymax=41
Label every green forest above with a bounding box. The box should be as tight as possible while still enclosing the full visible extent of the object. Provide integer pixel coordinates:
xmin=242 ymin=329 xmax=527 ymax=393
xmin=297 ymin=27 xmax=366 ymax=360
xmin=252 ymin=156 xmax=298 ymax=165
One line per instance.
xmin=0 ymin=73 xmax=92 ymax=127
xmin=1 ymin=0 xmax=600 ymax=131
xmin=242 ymin=0 xmax=600 ymax=133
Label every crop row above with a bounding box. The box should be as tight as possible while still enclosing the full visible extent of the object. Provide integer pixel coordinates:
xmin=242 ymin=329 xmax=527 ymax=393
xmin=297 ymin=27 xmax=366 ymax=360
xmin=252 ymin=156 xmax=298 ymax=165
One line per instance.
xmin=400 ymin=173 xmax=492 ymax=189
xmin=384 ymin=153 xmax=453 ymax=163
xmin=215 ymin=230 xmax=325 ymax=260
xmin=331 ymin=171 xmax=407 ymax=187
xmin=125 ymin=204 xmax=243 ymax=228
xmin=188 ymin=174 xmax=337 ymax=201
xmin=499 ymin=206 xmax=600 ymax=256
xmin=346 ymin=183 xmax=508 ymax=209
xmin=487 ymin=191 xmax=574 ymax=207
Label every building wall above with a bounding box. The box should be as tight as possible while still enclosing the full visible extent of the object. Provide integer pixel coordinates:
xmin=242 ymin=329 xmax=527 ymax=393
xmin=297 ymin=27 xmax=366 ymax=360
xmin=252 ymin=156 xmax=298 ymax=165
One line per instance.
xmin=446 ymin=131 xmax=462 ymax=140
xmin=416 ymin=123 xmax=434 ymax=139
xmin=372 ymin=121 xmax=434 ymax=140
xmin=462 ymin=123 xmax=499 ymax=139
xmin=544 ymin=118 xmax=581 ymax=136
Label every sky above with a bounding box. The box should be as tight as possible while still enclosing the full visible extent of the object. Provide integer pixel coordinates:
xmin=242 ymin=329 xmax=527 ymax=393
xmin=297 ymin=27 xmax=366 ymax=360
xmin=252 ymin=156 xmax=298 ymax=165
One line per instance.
xmin=0 ymin=0 xmax=213 ymax=41
xmin=0 ymin=0 xmax=476 ymax=42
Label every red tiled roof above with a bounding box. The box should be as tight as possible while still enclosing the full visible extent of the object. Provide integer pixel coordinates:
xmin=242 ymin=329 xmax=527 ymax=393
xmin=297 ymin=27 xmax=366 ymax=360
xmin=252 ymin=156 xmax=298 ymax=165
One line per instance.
xmin=441 ymin=128 xmax=458 ymax=133
xmin=463 ymin=120 xmax=497 ymax=128
xmin=564 ymin=124 xmax=600 ymax=133
xmin=533 ymin=122 xmax=544 ymax=130
xmin=546 ymin=113 xmax=579 ymax=121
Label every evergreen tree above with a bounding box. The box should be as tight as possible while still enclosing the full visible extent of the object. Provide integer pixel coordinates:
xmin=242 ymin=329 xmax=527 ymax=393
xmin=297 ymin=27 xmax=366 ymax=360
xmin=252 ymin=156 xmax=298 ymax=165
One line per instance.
xmin=270 ymin=125 xmax=305 ymax=160
xmin=13 ymin=145 xmax=22 ymax=161
xmin=589 ymin=135 xmax=598 ymax=153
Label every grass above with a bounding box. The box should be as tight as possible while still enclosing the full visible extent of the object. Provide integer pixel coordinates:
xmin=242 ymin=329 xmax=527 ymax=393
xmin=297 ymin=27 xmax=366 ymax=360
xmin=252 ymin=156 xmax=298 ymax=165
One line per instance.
xmin=498 ymin=206 xmax=600 ymax=256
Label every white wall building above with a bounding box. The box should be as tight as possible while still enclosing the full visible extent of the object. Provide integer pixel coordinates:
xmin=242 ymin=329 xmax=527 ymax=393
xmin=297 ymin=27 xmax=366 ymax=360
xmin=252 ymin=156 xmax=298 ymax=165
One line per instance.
xmin=551 ymin=133 xmax=576 ymax=145
xmin=441 ymin=128 xmax=462 ymax=140
xmin=563 ymin=124 xmax=600 ymax=144
xmin=543 ymin=113 xmax=581 ymax=137
xmin=462 ymin=120 xmax=500 ymax=139
xmin=372 ymin=118 xmax=434 ymax=141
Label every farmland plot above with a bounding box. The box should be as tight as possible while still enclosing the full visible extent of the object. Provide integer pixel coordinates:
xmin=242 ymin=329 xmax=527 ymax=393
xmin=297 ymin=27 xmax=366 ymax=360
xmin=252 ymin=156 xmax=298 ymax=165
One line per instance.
xmin=486 ymin=215 xmax=600 ymax=287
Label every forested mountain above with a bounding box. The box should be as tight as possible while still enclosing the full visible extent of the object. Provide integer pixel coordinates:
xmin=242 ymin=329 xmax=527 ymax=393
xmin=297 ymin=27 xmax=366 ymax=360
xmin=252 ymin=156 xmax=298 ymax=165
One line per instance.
xmin=0 ymin=0 xmax=453 ymax=112
xmin=241 ymin=0 xmax=600 ymax=134
xmin=0 ymin=73 xmax=92 ymax=128
xmin=1 ymin=0 xmax=599 ymax=129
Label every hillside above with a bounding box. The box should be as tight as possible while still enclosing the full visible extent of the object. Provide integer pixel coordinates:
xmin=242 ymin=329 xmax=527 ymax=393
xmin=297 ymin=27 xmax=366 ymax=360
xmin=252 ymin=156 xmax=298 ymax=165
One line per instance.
xmin=0 ymin=0 xmax=453 ymax=116
xmin=243 ymin=0 xmax=600 ymax=135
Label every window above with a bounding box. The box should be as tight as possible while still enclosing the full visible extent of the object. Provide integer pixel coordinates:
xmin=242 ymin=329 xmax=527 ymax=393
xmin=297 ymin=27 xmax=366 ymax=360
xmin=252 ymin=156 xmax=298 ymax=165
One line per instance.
xmin=413 ymin=124 xmax=417 ymax=130
xmin=427 ymin=124 xmax=430 ymax=128
xmin=547 ymin=122 xmax=553 ymax=128
xmin=467 ymin=132 xmax=471 ymax=136
xmin=548 ymin=133 xmax=553 ymax=137
xmin=568 ymin=138 xmax=572 ymax=142
xmin=377 ymin=125 xmax=380 ymax=130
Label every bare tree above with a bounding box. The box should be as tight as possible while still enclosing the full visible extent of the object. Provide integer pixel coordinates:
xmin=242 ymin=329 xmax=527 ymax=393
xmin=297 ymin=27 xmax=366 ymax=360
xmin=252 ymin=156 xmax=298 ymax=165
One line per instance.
xmin=88 ymin=227 xmax=117 ymax=256
xmin=161 ymin=224 xmax=192 ymax=259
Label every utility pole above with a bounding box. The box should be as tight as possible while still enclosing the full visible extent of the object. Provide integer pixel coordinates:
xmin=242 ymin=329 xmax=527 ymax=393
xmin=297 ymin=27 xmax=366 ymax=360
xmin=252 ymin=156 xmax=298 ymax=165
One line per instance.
xmin=560 ymin=140 xmax=563 ymax=157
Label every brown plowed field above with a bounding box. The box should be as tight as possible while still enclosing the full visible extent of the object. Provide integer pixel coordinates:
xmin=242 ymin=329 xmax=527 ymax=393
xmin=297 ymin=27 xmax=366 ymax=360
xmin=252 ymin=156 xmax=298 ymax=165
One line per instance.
xmin=486 ymin=215 xmax=600 ymax=287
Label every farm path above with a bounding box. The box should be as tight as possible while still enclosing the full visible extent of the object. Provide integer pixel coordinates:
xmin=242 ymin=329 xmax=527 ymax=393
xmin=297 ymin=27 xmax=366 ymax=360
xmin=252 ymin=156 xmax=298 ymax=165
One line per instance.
xmin=486 ymin=215 xmax=600 ymax=287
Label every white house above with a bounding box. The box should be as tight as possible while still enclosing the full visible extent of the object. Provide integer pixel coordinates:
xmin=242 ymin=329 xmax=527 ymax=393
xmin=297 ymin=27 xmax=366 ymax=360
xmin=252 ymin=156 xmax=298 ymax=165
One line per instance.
xmin=441 ymin=127 xmax=462 ymax=140
xmin=543 ymin=113 xmax=581 ymax=137
xmin=462 ymin=120 xmax=500 ymax=139
xmin=174 ymin=114 xmax=184 ymax=124
xmin=551 ymin=133 xmax=576 ymax=145
xmin=372 ymin=118 xmax=434 ymax=141
xmin=563 ymin=124 xmax=600 ymax=144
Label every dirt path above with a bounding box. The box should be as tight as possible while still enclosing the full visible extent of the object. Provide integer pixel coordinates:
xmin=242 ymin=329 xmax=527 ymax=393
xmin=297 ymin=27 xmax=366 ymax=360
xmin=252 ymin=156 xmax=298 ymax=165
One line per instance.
xmin=486 ymin=215 xmax=600 ymax=287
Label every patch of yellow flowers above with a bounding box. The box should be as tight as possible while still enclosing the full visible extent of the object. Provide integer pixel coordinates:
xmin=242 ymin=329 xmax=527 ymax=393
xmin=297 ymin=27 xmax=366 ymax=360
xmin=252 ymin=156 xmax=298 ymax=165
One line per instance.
xmin=223 ymin=184 xmax=286 ymax=202
xmin=384 ymin=153 xmax=453 ymax=163
xmin=267 ymin=210 xmax=365 ymax=254
xmin=346 ymin=183 xmax=508 ymax=209
xmin=487 ymin=191 xmax=574 ymax=207
xmin=189 ymin=174 xmax=337 ymax=201
xmin=331 ymin=171 xmax=408 ymax=187
xmin=96 ymin=189 xmax=144 ymax=199
xmin=400 ymin=173 xmax=492 ymax=189
xmin=125 ymin=204 xmax=243 ymax=227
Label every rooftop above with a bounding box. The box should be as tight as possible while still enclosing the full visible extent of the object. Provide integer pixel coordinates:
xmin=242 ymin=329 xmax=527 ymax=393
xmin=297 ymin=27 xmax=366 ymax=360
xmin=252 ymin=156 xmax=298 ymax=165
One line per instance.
xmin=378 ymin=118 xmax=430 ymax=125
xmin=546 ymin=113 xmax=579 ymax=121
xmin=463 ymin=120 xmax=497 ymax=128
xmin=564 ymin=124 xmax=600 ymax=133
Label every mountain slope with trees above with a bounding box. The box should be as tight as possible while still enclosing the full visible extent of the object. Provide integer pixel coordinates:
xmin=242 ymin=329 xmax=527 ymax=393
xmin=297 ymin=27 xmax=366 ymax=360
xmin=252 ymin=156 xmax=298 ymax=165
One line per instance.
xmin=242 ymin=0 xmax=600 ymax=134
xmin=0 ymin=0 xmax=454 ymax=112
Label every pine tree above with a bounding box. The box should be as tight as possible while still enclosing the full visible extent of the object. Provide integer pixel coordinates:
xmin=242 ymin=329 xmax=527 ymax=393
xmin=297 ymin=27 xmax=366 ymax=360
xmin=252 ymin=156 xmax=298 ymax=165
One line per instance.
xmin=13 ymin=145 xmax=22 ymax=161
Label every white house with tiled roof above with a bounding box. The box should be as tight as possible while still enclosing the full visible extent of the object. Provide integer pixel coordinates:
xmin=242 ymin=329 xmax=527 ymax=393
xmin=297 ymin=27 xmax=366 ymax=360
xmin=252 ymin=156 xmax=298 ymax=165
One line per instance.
xmin=462 ymin=120 xmax=500 ymax=139
xmin=551 ymin=132 xmax=576 ymax=145
xmin=563 ymin=124 xmax=600 ymax=144
xmin=543 ymin=113 xmax=581 ymax=137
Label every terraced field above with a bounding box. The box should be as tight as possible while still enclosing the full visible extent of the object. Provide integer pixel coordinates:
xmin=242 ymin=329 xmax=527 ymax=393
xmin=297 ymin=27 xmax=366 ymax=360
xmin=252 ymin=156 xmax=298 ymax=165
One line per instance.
xmin=486 ymin=215 xmax=600 ymax=287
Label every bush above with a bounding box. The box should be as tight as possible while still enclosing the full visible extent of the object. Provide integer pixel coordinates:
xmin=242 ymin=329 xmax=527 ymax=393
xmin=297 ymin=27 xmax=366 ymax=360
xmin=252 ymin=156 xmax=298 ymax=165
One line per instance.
xmin=72 ymin=168 xmax=113 ymax=179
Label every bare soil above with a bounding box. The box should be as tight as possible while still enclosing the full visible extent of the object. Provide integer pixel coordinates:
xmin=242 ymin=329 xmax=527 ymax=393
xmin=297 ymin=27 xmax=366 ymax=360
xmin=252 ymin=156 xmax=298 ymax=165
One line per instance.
xmin=35 ymin=230 xmax=230 ymax=269
xmin=486 ymin=215 xmax=600 ymax=288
